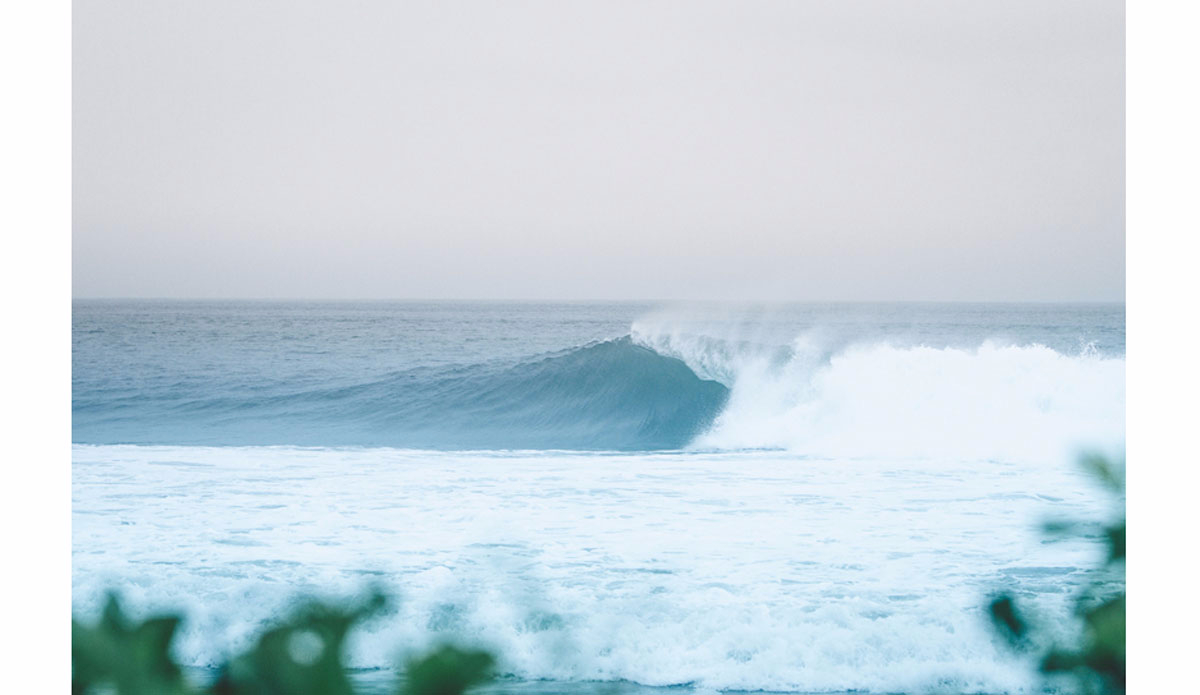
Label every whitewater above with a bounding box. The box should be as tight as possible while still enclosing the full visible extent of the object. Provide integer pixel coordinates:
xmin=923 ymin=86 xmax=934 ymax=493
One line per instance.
xmin=72 ymin=300 xmax=1125 ymax=694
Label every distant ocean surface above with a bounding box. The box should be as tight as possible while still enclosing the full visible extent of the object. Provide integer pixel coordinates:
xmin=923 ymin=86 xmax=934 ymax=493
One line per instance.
xmin=72 ymin=301 xmax=1125 ymax=693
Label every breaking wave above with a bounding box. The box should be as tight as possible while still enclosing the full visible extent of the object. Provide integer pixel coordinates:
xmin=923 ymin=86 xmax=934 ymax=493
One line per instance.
xmin=633 ymin=322 xmax=1125 ymax=462
xmin=74 ymin=324 xmax=1123 ymax=459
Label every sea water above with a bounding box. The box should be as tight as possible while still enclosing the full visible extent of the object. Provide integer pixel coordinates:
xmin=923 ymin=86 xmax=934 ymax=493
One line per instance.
xmin=72 ymin=301 xmax=1125 ymax=693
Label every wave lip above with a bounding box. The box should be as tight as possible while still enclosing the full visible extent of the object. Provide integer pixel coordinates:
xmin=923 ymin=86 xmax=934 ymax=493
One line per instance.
xmin=72 ymin=337 xmax=731 ymax=451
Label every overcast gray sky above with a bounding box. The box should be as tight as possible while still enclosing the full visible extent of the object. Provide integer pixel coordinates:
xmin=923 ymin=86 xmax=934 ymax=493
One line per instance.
xmin=73 ymin=1 xmax=1123 ymax=301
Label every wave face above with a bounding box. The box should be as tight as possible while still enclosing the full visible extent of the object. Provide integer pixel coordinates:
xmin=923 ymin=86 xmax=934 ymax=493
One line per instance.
xmin=73 ymin=336 xmax=730 ymax=451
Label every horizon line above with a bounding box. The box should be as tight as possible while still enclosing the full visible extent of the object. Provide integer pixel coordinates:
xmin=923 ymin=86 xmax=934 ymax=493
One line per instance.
xmin=71 ymin=296 xmax=1127 ymax=305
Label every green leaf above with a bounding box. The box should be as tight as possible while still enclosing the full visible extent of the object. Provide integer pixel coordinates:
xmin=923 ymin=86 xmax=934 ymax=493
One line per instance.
xmin=988 ymin=595 xmax=1026 ymax=643
xmin=1079 ymin=453 xmax=1124 ymax=492
xmin=212 ymin=591 xmax=388 ymax=695
xmin=1106 ymin=523 xmax=1125 ymax=562
xmin=401 ymin=645 xmax=495 ymax=695
xmin=72 ymin=594 xmax=190 ymax=695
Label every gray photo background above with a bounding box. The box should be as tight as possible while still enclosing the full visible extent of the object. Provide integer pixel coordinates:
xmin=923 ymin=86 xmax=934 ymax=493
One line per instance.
xmin=73 ymin=1 xmax=1124 ymax=301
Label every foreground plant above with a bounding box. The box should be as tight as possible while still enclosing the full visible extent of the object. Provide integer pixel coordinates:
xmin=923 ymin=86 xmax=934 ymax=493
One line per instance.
xmin=72 ymin=594 xmax=189 ymax=695
xmin=72 ymin=592 xmax=494 ymax=695
xmin=988 ymin=453 xmax=1126 ymax=695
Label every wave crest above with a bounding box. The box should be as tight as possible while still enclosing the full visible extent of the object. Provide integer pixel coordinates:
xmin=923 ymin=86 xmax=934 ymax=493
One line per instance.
xmin=633 ymin=326 xmax=1125 ymax=461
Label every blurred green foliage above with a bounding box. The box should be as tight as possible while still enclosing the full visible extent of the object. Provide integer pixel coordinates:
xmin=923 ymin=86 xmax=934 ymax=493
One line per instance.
xmin=400 ymin=646 xmax=494 ymax=695
xmin=988 ymin=453 xmax=1126 ymax=695
xmin=73 ymin=594 xmax=189 ymax=695
xmin=72 ymin=592 xmax=494 ymax=695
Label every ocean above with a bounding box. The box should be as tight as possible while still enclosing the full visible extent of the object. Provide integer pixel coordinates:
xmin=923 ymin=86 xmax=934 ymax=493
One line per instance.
xmin=72 ymin=300 xmax=1125 ymax=693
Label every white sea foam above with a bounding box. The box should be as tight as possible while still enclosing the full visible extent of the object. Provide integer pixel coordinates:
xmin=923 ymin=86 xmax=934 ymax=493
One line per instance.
xmin=73 ymin=445 xmax=1117 ymax=693
xmin=632 ymin=321 xmax=1125 ymax=462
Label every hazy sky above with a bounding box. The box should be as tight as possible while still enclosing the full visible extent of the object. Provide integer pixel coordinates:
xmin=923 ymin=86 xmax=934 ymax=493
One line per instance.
xmin=74 ymin=1 xmax=1124 ymax=301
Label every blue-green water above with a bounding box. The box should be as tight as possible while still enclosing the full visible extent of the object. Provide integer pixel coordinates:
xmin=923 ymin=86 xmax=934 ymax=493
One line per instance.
xmin=72 ymin=300 xmax=1122 ymax=450
xmin=73 ymin=301 xmax=1124 ymax=693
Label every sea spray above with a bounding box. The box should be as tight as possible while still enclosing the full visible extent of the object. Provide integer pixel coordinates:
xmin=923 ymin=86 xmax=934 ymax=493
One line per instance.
xmin=632 ymin=323 xmax=1125 ymax=461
